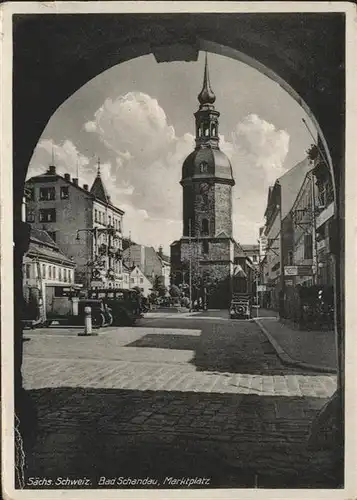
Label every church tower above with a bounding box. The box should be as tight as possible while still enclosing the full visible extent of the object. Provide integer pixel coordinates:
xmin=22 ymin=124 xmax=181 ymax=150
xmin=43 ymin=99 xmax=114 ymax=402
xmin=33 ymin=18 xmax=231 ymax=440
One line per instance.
xmin=170 ymin=54 xmax=236 ymax=308
xmin=181 ymin=53 xmax=235 ymax=239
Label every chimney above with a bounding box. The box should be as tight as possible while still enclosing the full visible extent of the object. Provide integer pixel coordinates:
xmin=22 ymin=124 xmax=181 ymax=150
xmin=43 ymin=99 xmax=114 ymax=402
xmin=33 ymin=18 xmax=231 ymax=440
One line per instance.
xmin=47 ymin=165 xmax=56 ymax=175
xmin=72 ymin=178 xmax=78 ymax=186
xmin=83 ymin=184 xmax=89 ymax=191
xmin=64 ymin=173 xmax=71 ymax=182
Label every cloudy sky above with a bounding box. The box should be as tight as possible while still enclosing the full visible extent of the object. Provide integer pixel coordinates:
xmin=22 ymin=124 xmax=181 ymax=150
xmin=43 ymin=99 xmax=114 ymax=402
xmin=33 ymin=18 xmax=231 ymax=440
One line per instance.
xmin=27 ymin=51 xmax=316 ymax=253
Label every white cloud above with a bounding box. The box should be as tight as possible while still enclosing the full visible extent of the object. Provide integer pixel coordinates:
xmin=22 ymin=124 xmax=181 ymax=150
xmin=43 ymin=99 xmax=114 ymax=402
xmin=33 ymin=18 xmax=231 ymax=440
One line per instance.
xmin=232 ymin=113 xmax=290 ymax=183
xmin=27 ymin=139 xmax=93 ymax=183
xmin=84 ymin=92 xmax=176 ymax=161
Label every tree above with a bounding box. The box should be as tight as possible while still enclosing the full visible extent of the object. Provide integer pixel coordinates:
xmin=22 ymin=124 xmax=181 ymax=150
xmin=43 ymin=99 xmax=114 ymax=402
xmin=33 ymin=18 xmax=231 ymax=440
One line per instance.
xmin=169 ymin=284 xmax=181 ymax=298
xmin=152 ymin=275 xmax=167 ymax=297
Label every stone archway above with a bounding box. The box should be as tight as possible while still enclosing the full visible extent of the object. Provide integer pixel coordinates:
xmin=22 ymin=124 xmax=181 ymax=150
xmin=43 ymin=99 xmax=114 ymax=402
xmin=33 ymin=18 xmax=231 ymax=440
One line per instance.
xmin=12 ymin=12 xmax=345 ymax=473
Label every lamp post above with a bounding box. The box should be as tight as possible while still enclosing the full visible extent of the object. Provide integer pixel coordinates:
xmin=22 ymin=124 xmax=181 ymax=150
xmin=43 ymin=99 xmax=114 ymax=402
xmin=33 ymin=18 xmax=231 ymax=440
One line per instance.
xmin=276 ymin=181 xmax=285 ymax=319
xmin=76 ymin=225 xmax=116 ymax=290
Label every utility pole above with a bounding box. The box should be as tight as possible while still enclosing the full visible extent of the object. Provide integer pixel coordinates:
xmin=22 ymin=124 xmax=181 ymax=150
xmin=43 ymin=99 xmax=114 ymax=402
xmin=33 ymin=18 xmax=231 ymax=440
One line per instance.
xmin=188 ymin=218 xmax=193 ymax=311
xmin=310 ymin=171 xmax=318 ymax=285
xmin=128 ymin=231 xmax=132 ymax=289
xmin=277 ymin=181 xmax=285 ymax=319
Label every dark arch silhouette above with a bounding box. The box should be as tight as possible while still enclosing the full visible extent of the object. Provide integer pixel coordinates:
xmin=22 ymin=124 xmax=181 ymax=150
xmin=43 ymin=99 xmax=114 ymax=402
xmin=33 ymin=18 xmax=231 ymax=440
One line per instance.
xmin=11 ymin=13 xmax=345 ymax=475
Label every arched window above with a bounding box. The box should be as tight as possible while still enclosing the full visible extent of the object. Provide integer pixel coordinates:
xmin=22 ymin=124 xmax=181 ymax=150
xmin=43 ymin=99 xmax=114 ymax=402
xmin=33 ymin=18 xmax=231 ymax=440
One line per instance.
xmin=204 ymin=127 xmax=209 ymax=136
xmin=202 ymin=218 xmax=209 ymax=235
xmin=211 ymin=124 xmax=216 ymax=136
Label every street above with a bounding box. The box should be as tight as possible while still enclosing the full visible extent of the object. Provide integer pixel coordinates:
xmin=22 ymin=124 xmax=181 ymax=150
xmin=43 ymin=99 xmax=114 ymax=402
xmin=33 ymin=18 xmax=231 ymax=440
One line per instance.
xmin=22 ymin=312 xmax=338 ymax=488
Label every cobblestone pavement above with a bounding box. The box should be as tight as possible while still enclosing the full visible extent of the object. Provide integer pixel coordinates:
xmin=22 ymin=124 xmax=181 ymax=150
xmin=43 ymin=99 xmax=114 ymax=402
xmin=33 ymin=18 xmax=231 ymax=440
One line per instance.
xmin=21 ymin=317 xmax=340 ymax=488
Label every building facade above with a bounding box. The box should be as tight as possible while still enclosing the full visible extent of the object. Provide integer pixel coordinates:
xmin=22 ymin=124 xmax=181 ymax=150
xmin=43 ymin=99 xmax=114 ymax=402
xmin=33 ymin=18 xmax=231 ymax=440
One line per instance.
xmin=170 ymin=54 xmax=236 ymax=308
xmin=122 ymin=244 xmax=170 ymax=289
xmin=23 ymin=228 xmax=76 ymax=320
xmin=25 ymin=164 xmax=124 ymax=289
xmin=129 ymin=266 xmax=154 ymax=297
xmin=261 ymin=158 xmax=312 ymax=310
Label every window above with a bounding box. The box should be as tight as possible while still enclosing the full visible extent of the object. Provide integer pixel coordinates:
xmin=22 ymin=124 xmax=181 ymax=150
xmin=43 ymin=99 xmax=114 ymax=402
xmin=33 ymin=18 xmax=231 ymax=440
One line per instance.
xmin=26 ymin=209 xmax=35 ymax=223
xmin=39 ymin=187 xmax=56 ymax=201
xmin=48 ymin=266 xmax=52 ymax=279
xmin=42 ymin=264 xmax=46 ymax=279
xmin=130 ymin=277 xmax=135 ymax=283
xmin=108 ymin=215 xmax=112 ymax=226
xmin=288 ymin=251 xmax=294 ymax=266
xmin=53 ymin=266 xmax=56 ymax=280
xmin=140 ymin=277 xmax=144 ymax=284
xmin=58 ymin=268 xmax=62 ymax=281
xmin=304 ymin=234 xmax=313 ymax=260
xmin=95 ymin=210 xmax=98 ymax=223
xmin=25 ymin=264 xmax=31 ymax=279
xmin=63 ymin=269 xmax=67 ymax=282
xmin=200 ymin=161 xmax=208 ymax=173
xmin=205 ymin=128 xmax=209 ymax=136
xmin=39 ymin=208 xmax=56 ymax=222
xmin=202 ymin=240 xmax=209 ymax=254
xmin=60 ymin=186 xmax=69 ymax=199
xmin=202 ymin=218 xmax=209 ymax=235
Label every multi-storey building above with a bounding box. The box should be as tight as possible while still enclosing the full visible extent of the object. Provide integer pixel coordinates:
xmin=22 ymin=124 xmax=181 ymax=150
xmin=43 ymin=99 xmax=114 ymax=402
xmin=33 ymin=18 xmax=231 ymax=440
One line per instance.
xmin=25 ymin=164 xmax=124 ymax=289
xmin=312 ymin=146 xmax=335 ymax=286
xmin=122 ymin=244 xmax=170 ymax=289
xmin=261 ymin=157 xmax=312 ymax=310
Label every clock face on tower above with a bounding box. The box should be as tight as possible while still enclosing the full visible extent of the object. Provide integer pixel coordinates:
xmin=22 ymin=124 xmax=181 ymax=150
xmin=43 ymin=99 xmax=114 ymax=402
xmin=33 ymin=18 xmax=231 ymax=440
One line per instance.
xmin=199 ymin=182 xmax=210 ymax=195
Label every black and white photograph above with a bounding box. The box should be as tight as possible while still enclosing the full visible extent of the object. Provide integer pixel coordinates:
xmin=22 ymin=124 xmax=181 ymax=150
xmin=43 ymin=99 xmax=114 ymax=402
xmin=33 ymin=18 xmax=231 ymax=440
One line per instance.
xmin=1 ymin=2 xmax=356 ymax=498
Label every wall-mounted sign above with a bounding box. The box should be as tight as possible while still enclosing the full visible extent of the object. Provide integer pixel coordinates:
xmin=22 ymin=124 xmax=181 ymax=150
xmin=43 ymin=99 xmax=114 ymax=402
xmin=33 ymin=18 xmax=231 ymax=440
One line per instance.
xmin=257 ymin=285 xmax=267 ymax=292
xmin=284 ymin=265 xmax=313 ymax=276
xmin=284 ymin=266 xmax=298 ymax=276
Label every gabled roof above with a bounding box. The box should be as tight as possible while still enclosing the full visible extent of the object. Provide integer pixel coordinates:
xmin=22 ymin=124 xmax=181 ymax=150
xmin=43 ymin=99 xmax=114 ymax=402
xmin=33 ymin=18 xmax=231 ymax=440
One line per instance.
xmin=90 ymin=171 xmax=111 ymax=204
xmin=27 ymin=228 xmax=74 ymax=265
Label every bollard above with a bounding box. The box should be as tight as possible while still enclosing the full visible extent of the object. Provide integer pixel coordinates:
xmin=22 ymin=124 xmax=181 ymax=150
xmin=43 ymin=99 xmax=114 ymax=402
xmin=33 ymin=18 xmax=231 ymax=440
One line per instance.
xmin=78 ymin=305 xmax=97 ymax=336
xmin=84 ymin=306 xmax=92 ymax=335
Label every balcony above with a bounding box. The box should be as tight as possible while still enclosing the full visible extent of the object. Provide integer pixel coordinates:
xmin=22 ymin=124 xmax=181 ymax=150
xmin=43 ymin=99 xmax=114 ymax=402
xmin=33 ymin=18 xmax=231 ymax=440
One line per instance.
xmin=98 ymin=244 xmax=108 ymax=256
xmin=315 ymin=202 xmax=334 ymax=229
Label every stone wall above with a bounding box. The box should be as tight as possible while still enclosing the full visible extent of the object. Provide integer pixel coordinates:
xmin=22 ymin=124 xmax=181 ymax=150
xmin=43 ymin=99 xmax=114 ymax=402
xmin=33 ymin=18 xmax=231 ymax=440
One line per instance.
xmin=215 ymin=183 xmax=232 ymax=236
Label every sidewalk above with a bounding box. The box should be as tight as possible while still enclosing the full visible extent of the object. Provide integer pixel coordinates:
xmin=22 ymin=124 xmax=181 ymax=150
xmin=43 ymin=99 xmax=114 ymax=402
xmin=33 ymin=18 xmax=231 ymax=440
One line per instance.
xmin=255 ymin=314 xmax=337 ymax=373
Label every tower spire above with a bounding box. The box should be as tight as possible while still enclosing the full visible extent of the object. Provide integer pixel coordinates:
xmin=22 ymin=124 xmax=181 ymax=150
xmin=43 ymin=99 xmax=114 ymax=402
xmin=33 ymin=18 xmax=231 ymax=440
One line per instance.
xmin=198 ymin=52 xmax=216 ymax=106
xmin=97 ymin=157 xmax=101 ymax=177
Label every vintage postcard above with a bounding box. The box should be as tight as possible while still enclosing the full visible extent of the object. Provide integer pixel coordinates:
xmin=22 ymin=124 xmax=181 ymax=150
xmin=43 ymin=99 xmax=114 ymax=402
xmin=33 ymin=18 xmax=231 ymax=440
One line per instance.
xmin=1 ymin=1 xmax=356 ymax=499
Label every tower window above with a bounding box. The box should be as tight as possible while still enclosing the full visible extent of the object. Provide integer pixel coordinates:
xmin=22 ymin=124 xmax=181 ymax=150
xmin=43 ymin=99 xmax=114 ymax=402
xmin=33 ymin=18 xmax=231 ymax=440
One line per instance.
xmin=203 ymin=240 xmax=209 ymax=254
xmin=211 ymin=125 xmax=216 ymax=136
xmin=204 ymin=128 xmax=209 ymax=137
xmin=202 ymin=218 xmax=209 ymax=235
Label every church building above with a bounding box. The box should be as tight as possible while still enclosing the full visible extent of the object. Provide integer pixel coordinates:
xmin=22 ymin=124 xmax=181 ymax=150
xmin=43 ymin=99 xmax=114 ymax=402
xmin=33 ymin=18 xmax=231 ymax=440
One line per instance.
xmin=170 ymin=54 xmax=237 ymax=308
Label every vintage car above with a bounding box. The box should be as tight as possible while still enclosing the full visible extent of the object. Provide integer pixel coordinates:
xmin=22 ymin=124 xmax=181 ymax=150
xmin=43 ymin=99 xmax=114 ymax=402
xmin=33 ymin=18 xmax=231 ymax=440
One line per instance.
xmin=229 ymin=294 xmax=252 ymax=320
xmin=88 ymin=288 xmax=142 ymax=326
